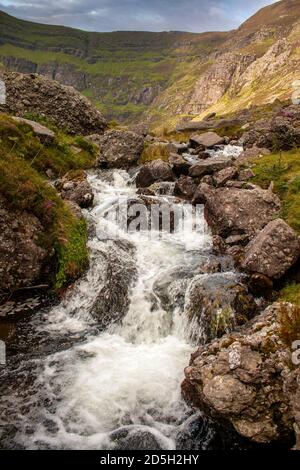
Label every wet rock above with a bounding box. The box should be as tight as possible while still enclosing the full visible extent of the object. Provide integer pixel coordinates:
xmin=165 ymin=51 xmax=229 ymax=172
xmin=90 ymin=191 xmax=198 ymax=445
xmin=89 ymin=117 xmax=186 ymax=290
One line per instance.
xmin=11 ymin=116 xmax=55 ymax=145
xmin=213 ymin=167 xmax=238 ymax=187
xmin=190 ymin=132 xmax=225 ymax=149
xmin=242 ymin=219 xmax=300 ymax=279
xmin=182 ymin=302 xmax=299 ymax=445
xmin=0 ymin=195 xmax=48 ymax=294
xmin=89 ymin=129 xmax=144 ymax=169
xmin=184 ymin=273 xmax=257 ymax=343
xmin=189 ymin=157 xmax=233 ymax=178
xmin=174 ymin=176 xmax=198 ymax=199
xmin=201 ymin=186 xmax=281 ymax=240
xmin=55 ymin=172 xmax=94 ymax=208
xmin=136 ymin=159 xmax=174 ymax=188
xmin=91 ymin=241 xmax=137 ymax=328
xmin=110 ymin=427 xmax=164 ymax=450
xmin=0 ymin=71 xmax=106 ymax=135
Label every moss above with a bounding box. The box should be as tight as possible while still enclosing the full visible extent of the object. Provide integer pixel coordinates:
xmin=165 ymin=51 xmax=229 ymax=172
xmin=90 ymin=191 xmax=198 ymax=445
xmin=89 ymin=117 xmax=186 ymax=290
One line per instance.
xmin=0 ymin=114 xmax=96 ymax=177
xmin=0 ymin=114 xmax=90 ymax=289
xmin=251 ymin=149 xmax=300 ymax=233
xmin=280 ymin=284 xmax=300 ymax=306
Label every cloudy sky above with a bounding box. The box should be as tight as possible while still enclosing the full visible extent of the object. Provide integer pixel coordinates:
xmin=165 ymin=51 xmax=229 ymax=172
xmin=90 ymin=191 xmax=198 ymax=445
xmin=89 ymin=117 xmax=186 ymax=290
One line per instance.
xmin=0 ymin=0 xmax=277 ymax=32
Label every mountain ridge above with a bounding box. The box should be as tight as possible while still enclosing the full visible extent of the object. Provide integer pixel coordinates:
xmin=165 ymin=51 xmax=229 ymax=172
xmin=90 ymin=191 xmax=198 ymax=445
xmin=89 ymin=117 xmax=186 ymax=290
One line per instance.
xmin=0 ymin=0 xmax=299 ymax=129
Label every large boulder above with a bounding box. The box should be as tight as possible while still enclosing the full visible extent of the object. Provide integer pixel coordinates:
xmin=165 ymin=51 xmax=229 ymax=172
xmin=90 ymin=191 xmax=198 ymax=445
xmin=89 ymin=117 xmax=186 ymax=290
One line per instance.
xmin=189 ymin=157 xmax=233 ymax=178
xmin=198 ymin=185 xmax=281 ymax=240
xmin=136 ymin=159 xmax=174 ymax=188
xmin=182 ymin=302 xmax=300 ymax=445
xmin=89 ymin=129 xmax=144 ymax=169
xmin=242 ymin=219 xmax=300 ymax=279
xmin=0 ymin=195 xmax=48 ymax=293
xmin=190 ymin=132 xmax=225 ymax=148
xmin=0 ymin=71 xmax=106 ymax=135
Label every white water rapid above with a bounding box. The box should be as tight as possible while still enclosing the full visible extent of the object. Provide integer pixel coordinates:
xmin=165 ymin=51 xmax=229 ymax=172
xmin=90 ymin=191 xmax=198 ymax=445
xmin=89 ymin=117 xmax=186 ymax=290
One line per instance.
xmin=0 ymin=165 xmax=240 ymax=450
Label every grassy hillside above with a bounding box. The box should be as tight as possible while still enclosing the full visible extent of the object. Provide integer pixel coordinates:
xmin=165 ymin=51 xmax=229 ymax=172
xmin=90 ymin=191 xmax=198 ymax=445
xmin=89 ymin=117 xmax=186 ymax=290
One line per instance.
xmin=0 ymin=10 xmax=229 ymax=122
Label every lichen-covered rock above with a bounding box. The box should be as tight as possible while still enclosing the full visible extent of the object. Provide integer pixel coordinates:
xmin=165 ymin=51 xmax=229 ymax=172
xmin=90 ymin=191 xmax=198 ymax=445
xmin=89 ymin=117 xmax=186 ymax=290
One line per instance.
xmin=199 ymin=185 xmax=281 ymax=240
xmin=0 ymin=195 xmax=48 ymax=293
xmin=136 ymin=159 xmax=174 ymax=188
xmin=55 ymin=172 xmax=94 ymax=209
xmin=174 ymin=175 xmax=198 ymax=199
xmin=89 ymin=129 xmax=144 ymax=169
xmin=213 ymin=166 xmax=238 ymax=187
xmin=0 ymin=71 xmax=107 ymax=135
xmin=189 ymin=157 xmax=233 ymax=178
xmin=182 ymin=302 xmax=300 ymax=445
xmin=241 ymin=219 xmax=300 ymax=279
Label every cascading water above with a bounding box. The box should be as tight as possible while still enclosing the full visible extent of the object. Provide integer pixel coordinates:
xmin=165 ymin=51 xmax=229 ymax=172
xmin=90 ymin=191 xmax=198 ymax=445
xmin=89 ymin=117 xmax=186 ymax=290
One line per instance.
xmin=0 ymin=162 xmax=241 ymax=450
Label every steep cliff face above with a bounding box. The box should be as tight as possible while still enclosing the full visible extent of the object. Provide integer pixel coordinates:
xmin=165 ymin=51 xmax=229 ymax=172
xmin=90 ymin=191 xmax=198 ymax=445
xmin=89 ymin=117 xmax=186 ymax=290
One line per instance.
xmin=0 ymin=0 xmax=299 ymax=126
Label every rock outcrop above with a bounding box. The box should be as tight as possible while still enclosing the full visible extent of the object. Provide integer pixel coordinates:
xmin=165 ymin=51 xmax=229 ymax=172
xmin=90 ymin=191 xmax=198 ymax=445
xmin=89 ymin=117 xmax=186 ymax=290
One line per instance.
xmin=0 ymin=195 xmax=48 ymax=292
xmin=182 ymin=302 xmax=300 ymax=445
xmin=241 ymin=219 xmax=300 ymax=279
xmin=0 ymin=71 xmax=107 ymax=135
xmin=89 ymin=129 xmax=144 ymax=169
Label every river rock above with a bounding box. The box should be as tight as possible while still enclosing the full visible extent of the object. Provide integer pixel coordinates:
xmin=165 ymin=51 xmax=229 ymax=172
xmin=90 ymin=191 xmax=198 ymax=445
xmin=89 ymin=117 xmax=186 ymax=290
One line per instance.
xmin=184 ymin=273 xmax=257 ymax=344
xmin=241 ymin=219 xmax=300 ymax=279
xmin=91 ymin=241 xmax=137 ymax=328
xmin=110 ymin=427 xmax=164 ymax=450
xmin=0 ymin=195 xmax=48 ymax=293
xmin=55 ymin=172 xmax=94 ymax=208
xmin=136 ymin=159 xmax=174 ymax=188
xmin=89 ymin=129 xmax=144 ymax=169
xmin=200 ymin=186 xmax=281 ymax=240
xmin=11 ymin=116 xmax=55 ymax=145
xmin=182 ymin=302 xmax=300 ymax=445
xmin=174 ymin=175 xmax=198 ymax=199
xmin=213 ymin=167 xmax=238 ymax=187
xmin=189 ymin=157 xmax=233 ymax=178
xmin=169 ymin=153 xmax=191 ymax=176
xmin=190 ymin=132 xmax=225 ymax=149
